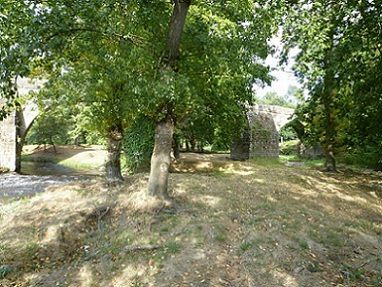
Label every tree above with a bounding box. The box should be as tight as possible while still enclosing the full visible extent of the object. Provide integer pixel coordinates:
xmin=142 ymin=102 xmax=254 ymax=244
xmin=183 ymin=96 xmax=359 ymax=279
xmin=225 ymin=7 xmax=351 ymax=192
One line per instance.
xmin=1 ymin=1 xmax=159 ymax=180
xmin=282 ymin=0 xmax=382 ymax=171
xmin=147 ymin=0 xmax=191 ymax=198
xmin=144 ymin=1 xmax=279 ymax=197
xmin=1 ymin=1 xmax=279 ymax=188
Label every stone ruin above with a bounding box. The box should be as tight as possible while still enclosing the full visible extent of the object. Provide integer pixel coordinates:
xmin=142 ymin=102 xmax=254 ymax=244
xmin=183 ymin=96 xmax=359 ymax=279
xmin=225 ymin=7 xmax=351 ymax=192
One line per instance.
xmin=230 ymin=105 xmax=294 ymax=160
xmin=0 ymin=78 xmax=42 ymax=171
xmin=0 ymin=110 xmax=17 ymax=171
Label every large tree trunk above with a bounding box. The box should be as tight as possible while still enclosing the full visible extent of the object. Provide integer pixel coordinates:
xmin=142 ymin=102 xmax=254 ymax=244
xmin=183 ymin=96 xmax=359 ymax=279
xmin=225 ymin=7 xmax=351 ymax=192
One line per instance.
xmin=147 ymin=0 xmax=191 ymax=197
xmin=105 ymin=129 xmax=124 ymax=182
xmin=148 ymin=117 xmax=174 ymax=198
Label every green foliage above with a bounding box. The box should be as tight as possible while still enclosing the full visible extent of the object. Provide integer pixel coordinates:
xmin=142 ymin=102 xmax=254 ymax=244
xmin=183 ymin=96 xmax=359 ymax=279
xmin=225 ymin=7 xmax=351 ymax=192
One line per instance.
xmin=2 ymin=0 xmax=283 ymax=180
xmin=298 ymin=239 xmax=309 ymax=250
xmin=280 ymin=125 xmax=298 ymax=141
xmin=340 ymin=264 xmax=366 ymax=282
xmin=344 ymin=145 xmax=382 ymax=171
xmin=26 ymin=109 xmax=74 ymax=145
xmin=0 ymin=265 xmax=12 ymax=279
xmin=280 ymin=139 xmax=299 ymax=156
xmin=239 ymin=241 xmax=255 ymax=252
xmin=165 ymin=242 xmax=181 ymax=254
xmin=282 ymin=0 xmax=382 ymax=169
xmin=123 ymin=116 xmax=155 ymax=173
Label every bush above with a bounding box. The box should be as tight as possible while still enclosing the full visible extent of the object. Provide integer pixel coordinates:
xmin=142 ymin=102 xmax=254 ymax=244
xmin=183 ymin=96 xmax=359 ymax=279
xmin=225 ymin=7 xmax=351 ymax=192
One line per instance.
xmin=344 ymin=145 xmax=382 ymax=170
xmin=123 ymin=116 xmax=155 ymax=173
xmin=280 ymin=140 xmax=299 ymax=155
xmin=280 ymin=125 xmax=298 ymax=141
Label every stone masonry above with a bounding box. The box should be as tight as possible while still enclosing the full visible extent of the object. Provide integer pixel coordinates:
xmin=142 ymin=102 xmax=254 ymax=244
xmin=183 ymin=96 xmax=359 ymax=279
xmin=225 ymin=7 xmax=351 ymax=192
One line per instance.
xmin=0 ymin=78 xmax=43 ymax=171
xmin=0 ymin=111 xmax=17 ymax=171
xmin=231 ymin=104 xmax=294 ymax=160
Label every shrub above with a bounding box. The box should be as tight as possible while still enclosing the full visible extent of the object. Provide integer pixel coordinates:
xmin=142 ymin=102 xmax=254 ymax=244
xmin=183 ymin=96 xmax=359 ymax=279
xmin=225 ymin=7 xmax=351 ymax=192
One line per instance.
xmin=344 ymin=145 xmax=382 ymax=170
xmin=280 ymin=140 xmax=299 ymax=155
xmin=123 ymin=116 xmax=155 ymax=173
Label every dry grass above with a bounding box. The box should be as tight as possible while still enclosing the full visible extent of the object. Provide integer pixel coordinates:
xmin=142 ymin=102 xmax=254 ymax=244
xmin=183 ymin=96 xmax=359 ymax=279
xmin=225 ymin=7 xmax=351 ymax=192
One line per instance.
xmin=1 ymin=153 xmax=381 ymax=286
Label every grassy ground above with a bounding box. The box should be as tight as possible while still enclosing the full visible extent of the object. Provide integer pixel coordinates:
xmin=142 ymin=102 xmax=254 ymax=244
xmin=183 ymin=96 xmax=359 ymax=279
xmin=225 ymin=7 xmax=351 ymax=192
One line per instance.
xmin=1 ymin=153 xmax=381 ymax=286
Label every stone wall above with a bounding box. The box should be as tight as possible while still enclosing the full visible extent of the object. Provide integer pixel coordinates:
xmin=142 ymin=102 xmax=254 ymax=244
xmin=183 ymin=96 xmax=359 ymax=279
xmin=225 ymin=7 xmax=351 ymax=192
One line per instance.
xmin=248 ymin=111 xmax=279 ymax=157
xmin=230 ymin=129 xmax=250 ymax=160
xmin=230 ymin=105 xmax=294 ymax=160
xmin=0 ymin=111 xmax=16 ymax=171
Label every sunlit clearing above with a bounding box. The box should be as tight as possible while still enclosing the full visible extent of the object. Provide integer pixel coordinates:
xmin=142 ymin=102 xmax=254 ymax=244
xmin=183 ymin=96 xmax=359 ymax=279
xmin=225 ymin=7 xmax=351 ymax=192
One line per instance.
xmin=112 ymin=264 xmax=150 ymax=287
xmin=58 ymin=149 xmax=107 ymax=167
xmin=120 ymin=188 xmax=166 ymax=212
xmin=195 ymin=161 xmax=213 ymax=170
xmin=271 ymin=270 xmax=298 ymax=287
xmin=78 ymin=264 xmax=92 ymax=287
xmin=193 ymin=195 xmax=221 ymax=208
xmin=41 ymin=224 xmax=60 ymax=243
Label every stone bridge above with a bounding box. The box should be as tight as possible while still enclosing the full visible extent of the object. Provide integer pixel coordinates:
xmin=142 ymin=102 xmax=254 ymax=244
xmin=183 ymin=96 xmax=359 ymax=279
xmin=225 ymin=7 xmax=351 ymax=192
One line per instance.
xmin=231 ymin=104 xmax=294 ymax=160
xmin=0 ymin=78 xmax=43 ymax=171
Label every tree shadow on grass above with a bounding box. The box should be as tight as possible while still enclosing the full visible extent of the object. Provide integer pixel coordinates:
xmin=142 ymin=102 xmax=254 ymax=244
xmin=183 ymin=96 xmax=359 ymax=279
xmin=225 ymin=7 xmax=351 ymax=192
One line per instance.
xmin=0 ymin=155 xmax=381 ymax=286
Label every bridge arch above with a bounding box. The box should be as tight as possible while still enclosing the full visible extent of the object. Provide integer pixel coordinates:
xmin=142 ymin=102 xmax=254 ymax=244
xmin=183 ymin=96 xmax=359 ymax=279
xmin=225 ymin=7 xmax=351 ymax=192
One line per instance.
xmin=230 ymin=104 xmax=294 ymax=160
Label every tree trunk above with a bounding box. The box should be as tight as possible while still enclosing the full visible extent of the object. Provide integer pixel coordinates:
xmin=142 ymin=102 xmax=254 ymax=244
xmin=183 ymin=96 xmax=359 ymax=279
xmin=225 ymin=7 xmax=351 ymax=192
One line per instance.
xmin=325 ymin=144 xmax=336 ymax=172
xmin=148 ymin=117 xmax=174 ymax=198
xmin=147 ymin=0 xmax=190 ymax=197
xmin=322 ymin=40 xmax=337 ymax=172
xmin=190 ymin=137 xmax=196 ymax=152
xmin=322 ymin=88 xmax=337 ymax=172
xmin=173 ymin=133 xmax=180 ymax=160
xmin=105 ymin=129 xmax=124 ymax=182
xmin=166 ymin=0 xmax=191 ymax=68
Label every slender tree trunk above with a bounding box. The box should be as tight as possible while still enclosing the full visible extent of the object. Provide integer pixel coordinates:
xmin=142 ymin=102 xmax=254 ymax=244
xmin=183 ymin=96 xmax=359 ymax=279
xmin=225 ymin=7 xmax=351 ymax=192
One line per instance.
xmin=15 ymin=141 xmax=22 ymax=173
xmin=105 ymin=129 xmax=124 ymax=182
xmin=325 ymin=144 xmax=336 ymax=171
xmin=173 ymin=133 xmax=180 ymax=160
xmin=147 ymin=0 xmax=191 ymax=197
xmin=322 ymin=39 xmax=337 ymax=172
xmin=322 ymin=80 xmax=337 ymax=172
xmin=323 ymin=101 xmax=337 ymax=172
xmin=322 ymin=103 xmax=337 ymax=172
xmin=148 ymin=117 xmax=174 ymax=198
xmin=190 ymin=137 xmax=196 ymax=152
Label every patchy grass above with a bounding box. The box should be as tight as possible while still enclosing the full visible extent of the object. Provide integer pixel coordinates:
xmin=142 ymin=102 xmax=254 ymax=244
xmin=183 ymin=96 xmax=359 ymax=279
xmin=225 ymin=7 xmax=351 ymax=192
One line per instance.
xmin=0 ymin=153 xmax=381 ymax=286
